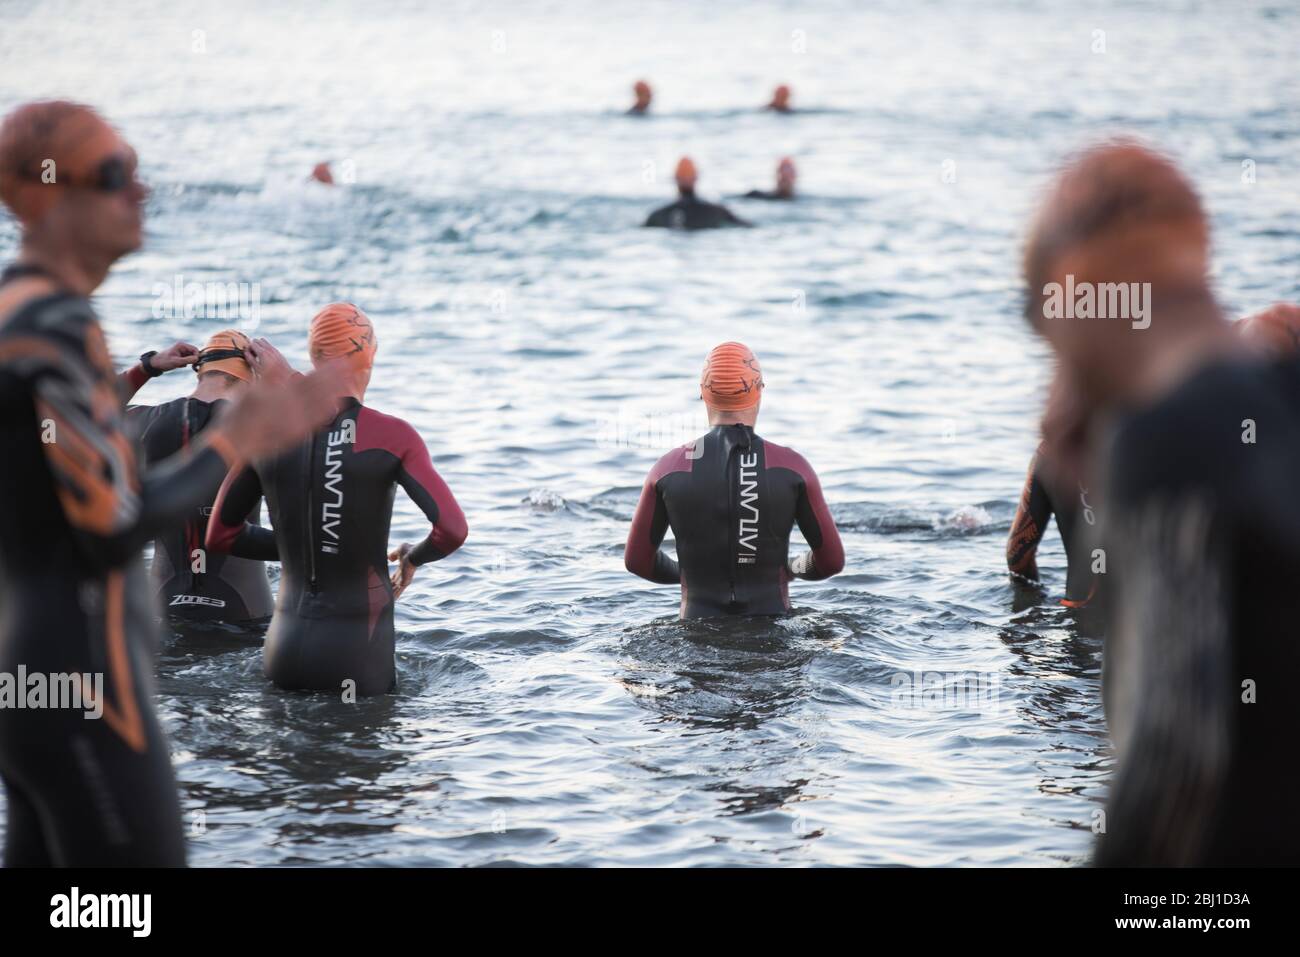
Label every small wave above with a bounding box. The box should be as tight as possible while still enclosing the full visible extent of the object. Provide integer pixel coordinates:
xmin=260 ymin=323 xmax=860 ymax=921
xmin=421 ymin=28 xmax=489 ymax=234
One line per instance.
xmin=526 ymin=488 xmax=567 ymax=511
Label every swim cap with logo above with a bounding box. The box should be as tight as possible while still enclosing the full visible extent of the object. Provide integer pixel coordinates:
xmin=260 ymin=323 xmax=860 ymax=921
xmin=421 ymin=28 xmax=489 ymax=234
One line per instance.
xmin=308 ymin=302 xmax=377 ymax=398
xmin=700 ymin=341 xmax=764 ymax=410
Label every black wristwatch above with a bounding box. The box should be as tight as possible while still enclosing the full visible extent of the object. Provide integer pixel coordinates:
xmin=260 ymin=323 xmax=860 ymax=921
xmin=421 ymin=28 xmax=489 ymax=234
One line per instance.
xmin=139 ymin=350 xmax=163 ymax=378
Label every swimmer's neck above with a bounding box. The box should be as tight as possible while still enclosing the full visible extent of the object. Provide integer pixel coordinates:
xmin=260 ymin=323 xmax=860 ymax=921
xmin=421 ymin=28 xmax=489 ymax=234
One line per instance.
xmin=1118 ymin=292 xmax=1243 ymax=407
xmin=15 ymin=234 xmax=114 ymax=298
xmin=708 ymin=408 xmax=759 ymax=428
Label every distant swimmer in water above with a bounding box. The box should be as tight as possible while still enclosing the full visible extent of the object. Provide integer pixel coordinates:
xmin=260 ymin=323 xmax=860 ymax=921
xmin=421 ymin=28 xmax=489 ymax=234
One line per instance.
xmin=310 ymin=162 xmax=334 ymax=185
xmin=765 ymin=84 xmax=793 ymax=113
xmin=743 ymin=157 xmax=797 ymax=201
xmin=1006 ymin=368 xmax=1101 ymax=607
xmin=628 ymin=79 xmax=653 ymax=115
xmin=0 ymin=100 xmax=342 ymax=865
xmin=624 ymin=342 xmax=844 ymax=618
xmin=1023 ymin=140 xmax=1300 ymax=866
xmin=644 ymin=156 xmax=751 ymax=230
xmin=206 ymin=302 xmax=468 ymax=696
xmin=1236 ymin=302 xmax=1300 ymax=357
xmin=126 ymin=330 xmax=289 ymax=623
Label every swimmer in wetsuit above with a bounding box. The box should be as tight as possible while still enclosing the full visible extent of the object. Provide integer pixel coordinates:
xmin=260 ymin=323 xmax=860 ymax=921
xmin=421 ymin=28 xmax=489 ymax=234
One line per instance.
xmin=645 ymin=157 xmax=751 ymax=231
xmin=205 ymin=303 xmax=468 ymax=697
xmin=742 ymin=157 xmax=797 ymax=201
xmin=624 ymin=342 xmax=844 ymax=618
xmin=1023 ymin=140 xmax=1300 ymax=866
xmin=0 ymin=101 xmax=343 ymax=866
xmin=1006 ymin=371 xmax=1101 ymax=607
xmin=126 ymin=330 xmax=284 ymax=623
xmin=628 ymin=79 xmax=653 ymax=116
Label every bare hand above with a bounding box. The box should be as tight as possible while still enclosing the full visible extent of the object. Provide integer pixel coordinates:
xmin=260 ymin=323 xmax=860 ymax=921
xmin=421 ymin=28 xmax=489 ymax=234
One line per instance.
xmin=388 ymin=542 xmax=417 ymax=599
xmin=215 ymin=359 xmax=348 ymax=463
xmin=246 ymin=337 xmax=294 ymax=385
xmin=153 ymin=341 xmax=199 ymax=372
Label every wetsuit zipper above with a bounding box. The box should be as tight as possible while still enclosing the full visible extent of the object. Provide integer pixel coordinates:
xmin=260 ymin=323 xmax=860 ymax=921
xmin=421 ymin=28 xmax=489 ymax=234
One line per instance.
xmin=306 ymin=435 xmax=318 ymax=594
xmin=726 ymin=433 xmax=738 ymax=608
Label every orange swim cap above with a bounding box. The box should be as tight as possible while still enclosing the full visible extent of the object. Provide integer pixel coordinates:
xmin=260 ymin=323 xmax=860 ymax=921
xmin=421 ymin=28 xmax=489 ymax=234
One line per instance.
xmin=634 ymin=80 xmax=652 ymax=98
xmin=308 ymin=302 xmax=377 ymax=398
xmin=1237 ymin=303 xmax=1300 ymax=357
xmin=675 ymin=156 xmax=698 ymax=191
xmin=700 ymin=341 xmax=764 ymax=410
xmin=194 ymin=329 xmax=252 ymax=382
xmin=310 ymin=162 xmax=334 ymax=185
xmin=0 ymin=101 xmax=128 ymax=226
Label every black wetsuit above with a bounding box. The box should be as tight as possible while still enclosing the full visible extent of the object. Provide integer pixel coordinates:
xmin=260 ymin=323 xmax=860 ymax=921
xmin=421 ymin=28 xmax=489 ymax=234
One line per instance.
xmin=644 ymin=191 xmax=751 ymax=230
xmin=1006 ymin=443 xmax=1100 ymax=606
xmin=741 ymin=189 xmax=793 ymax=201
xmin=129 ymin=397 xmax=274 ymax=622
xmin=0 ymin=264 xmax=236 ymax=865
xmin=1095 ymin=356 xmax=1300 ymax=866
xmin=206 ymin=397 xmax=467 ymax=696
xmin=625 ymin=424 xmax=844 ymax=618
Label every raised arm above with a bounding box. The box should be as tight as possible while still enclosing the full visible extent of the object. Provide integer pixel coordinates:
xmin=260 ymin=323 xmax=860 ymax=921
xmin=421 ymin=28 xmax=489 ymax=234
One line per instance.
xmin=4 ymin=303 xmax=238 ymax=570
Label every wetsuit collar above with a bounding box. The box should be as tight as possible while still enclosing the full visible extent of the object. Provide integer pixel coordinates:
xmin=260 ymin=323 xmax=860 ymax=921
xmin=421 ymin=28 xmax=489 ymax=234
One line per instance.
xmin=0 ymin=262 xmax=56 ymax=287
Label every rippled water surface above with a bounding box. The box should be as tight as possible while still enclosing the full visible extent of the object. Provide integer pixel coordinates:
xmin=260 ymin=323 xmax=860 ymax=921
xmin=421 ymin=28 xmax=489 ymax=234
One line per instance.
xmin=2 ymin=0 xmax=1298 ymax=865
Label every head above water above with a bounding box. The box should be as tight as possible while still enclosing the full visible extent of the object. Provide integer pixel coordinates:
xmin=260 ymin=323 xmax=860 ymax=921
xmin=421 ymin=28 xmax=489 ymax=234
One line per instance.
xmin=1237 ymin=303 xmax=1300 ymax=358
xmin=769 ymin=85 xmax=792 ymax=110
xmin=310 ymin=162 xmax=334 ymax=185
xmin=0 ymin=101 xmax=147 ymax=284
xmin=674 ymin=156 xmax=697 ymax=195
xmin=776 ymin=156 xmax=797 ymax=196
xmin=701 ymin=341 xmax=763 ymax=424
xmin=308 ymin=302 xmax=377 ymax=400
xmin=1022 ymin=140 xmax=1220 ymax=407
xmin=193 ymin=329 xmax=253 ymax=393
xmin=632 ymin=80 xmax=653 ymax=111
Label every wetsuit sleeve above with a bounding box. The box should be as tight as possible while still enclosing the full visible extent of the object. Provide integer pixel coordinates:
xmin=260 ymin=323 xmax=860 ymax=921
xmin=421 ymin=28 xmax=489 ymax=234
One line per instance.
xmin=7 ymin=303 xmax=237 ymax=569
xmin=722 ymin=206 xmax=753 ymax=227
xmin=394 ymin=421 xmax=468 ymax=566
xmin=788 ymin=458 xmax=845 ymax=580
xmin=1006 ymin=450 xmax=1052 ymax=580
xmin=624 ymin=471 xmax=681 ymax=584
xmin=206 ymin=465 xmax=278 ymax=560
xmin=118 ymin=362 xmax=150 ymax=403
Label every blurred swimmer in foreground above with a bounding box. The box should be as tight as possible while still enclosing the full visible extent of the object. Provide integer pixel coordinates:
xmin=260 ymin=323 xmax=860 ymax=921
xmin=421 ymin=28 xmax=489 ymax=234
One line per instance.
xmin=645 ymin=157 xmax=751 ymax=230
xmin=0 ymin=100 xmax=343 ymax=865
xmin=1022 ymin=139 xmax=1300 ymax=866
xmin=624 ymin=342 xmax=843 ymax=617
xmin=742 ymin=157 xmax=797 ymax=201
